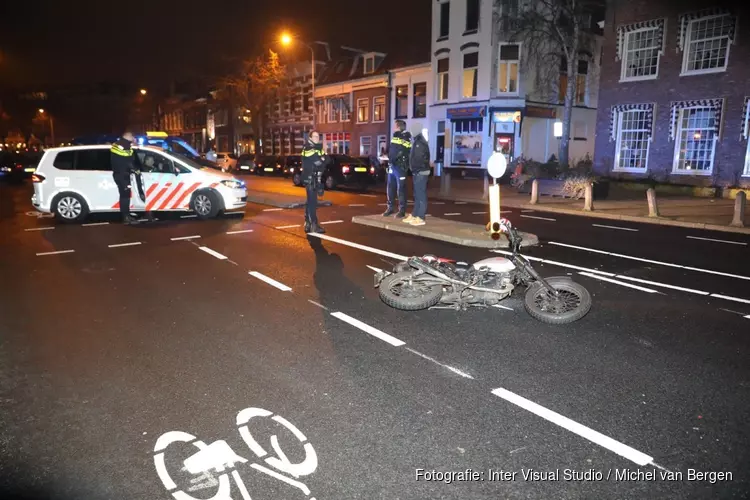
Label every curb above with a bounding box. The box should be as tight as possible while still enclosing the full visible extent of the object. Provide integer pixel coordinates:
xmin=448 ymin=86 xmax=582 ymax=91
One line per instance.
xmin=246 ymin=191 xmax=332 ymax=209
xmin=351 ymin=215 xmax=539 ymax=248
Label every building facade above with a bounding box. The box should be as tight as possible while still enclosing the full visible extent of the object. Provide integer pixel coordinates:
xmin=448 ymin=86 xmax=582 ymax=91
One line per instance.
xmin=594 ymin=2 xmax=750 ymax=187
xmin=430 ymin=0 xmax=602 ymax=172
xmin=390 ymin=63 xmax=433 ymax=159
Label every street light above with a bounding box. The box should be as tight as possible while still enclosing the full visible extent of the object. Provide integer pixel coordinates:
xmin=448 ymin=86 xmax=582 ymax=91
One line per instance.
xmin=140 ymin=88 xmax=147 ymax=96
xmin=37 ymin=109 xmax=55 ymax=147
xmin=38 ymin=108 xmax=45 ymax=114
xmin=279 ymin=32 xmax=316 ymax=127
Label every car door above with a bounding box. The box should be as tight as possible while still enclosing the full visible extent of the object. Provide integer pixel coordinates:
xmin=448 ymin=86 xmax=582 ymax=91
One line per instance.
xmin=72 ymin=148 xmax=124 ymax=211
xmin=137 ymin=150 xmax=186 ymax=212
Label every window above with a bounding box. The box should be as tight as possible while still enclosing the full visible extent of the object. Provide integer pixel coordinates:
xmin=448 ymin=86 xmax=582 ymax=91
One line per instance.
xmin=465 ymin=0 xmax=479 ymax=33
xmin=673 ymin=107 xmax=718 ymax=174
xmin=395 ymin=85 xmax=408 ymax=118
xmin=462 ymin=52 xmax=478 ymax=98
xmin=364 ymin=56 xmax=375 ymax=75
xmin=285 ymin=95 xmax=291 ymax=116
xmin=439 ymin=2 xmax=450 ymax=39
xmin=303 ymin=88 xmax=311 ymax=112
xmin=682 ymin=14 xmax=735 ymax=75
xmin=377 ymin=135 xmax=388 ymax=158
xmin=614 ymin=109 xmax=652 ymax=172
xmin=559 ymin=58 xmax=588 ymax=105
xmin=324 ymin=133 xmax=351 ymax=155
xmin=621 ymin=27 xmax=662 ymax=80
xmin=436 ymin=120 xmax=446 ymax=162
xmin=437 ymin=58 xmax=450 ymax=101
xmin=373 ymin=96 xmax=386 ymax=122
xmin=452 ymin=119 xmax=483 ymax=165
xmin=744 ymin=100 xmax=750 ymax=176
xmin=328 ymin=98 xmax=340 ymax=122
xmin=360 ymin=136 xmax=372 ymax=156
xmin=413 ymin=83 xmax=427 ymax=118
xmin=75 ymin=149 xmax=111 ymax=171
xmin=340 ymin=97 xmax=351 ymax=121
xmin=500 ymin=0 xmax=519 ymax=31
xmin=357 ymin=98 xmax=370 ymax=123
xmin=53 ymin=150 xmax=75 ymax=170
xmin=138 ymin=151 xmax=175 ymax=174
xmin=316 ymin=99 xmax=326 ymax=123
xmin=498 ymin=44 xmax=519 ymax=93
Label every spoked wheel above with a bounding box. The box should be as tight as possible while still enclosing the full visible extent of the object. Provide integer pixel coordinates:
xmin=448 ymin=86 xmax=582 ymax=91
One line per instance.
xmin=379 ymin=271 xmax=443 ymax=311
xmin=524 ymin=277 xmax=591 ymax=324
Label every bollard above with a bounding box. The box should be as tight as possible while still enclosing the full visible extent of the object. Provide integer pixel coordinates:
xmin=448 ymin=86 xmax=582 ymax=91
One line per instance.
xmin=441 ymin=171 xmax=451 ymax=195
xmin=646 ymin=188 xmax=659 ymax=217
xmin=731 ymin=191 xmax=746 ymax=227
xmin=583 ymin=182 xmax=594 ymax=211
xmin=530 ymin=179 xmax=539 ymax=205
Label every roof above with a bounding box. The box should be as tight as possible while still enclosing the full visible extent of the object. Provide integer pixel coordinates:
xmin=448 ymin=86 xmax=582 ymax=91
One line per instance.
xmin=315 ymin=43 xmax=430 ymax=87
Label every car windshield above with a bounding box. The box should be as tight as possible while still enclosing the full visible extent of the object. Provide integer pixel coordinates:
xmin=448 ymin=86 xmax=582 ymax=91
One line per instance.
xmin=172 ymin=152 xmax=222 ymax=171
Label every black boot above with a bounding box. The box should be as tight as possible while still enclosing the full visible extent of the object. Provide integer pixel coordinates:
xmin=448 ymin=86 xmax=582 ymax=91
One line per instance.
xmin=304 ymin=220 xmax=312 ymax=232
xmin=123 ymin=215 xmax=140 ymax=225
xmin=394 ymin=211 xmax=406 ymax=219
xmin=382 ymin=208 xmax=394 ymax=216
xmin=312 ymin=223 xmax=326 ymax=234
xmin=145 ymin=211 xmax=155 ymax=222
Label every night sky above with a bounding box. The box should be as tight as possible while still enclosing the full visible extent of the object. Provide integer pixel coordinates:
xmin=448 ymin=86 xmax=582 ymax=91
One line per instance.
xmin=1 ymin=0 xmax=432 ymax=89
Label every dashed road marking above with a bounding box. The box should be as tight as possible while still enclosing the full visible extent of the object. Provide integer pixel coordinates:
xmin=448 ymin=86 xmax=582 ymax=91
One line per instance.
xmin=444 ymin=212 xmax=461 ymax=216
xmin=348 ymin=204 xmax=366 ymax=207
xmin=108 ymin=242 xmax=142 ymax=248
xmin=491 ymin=387 xmax=653 ymax=466
xmin=24 ymin=227 xmax=55 ymax=231
xmin=181 ymin=214 xmax=198 ymax=219
xmin=491 ymin=250 xmax=614 ymax=276
xmin=579 ymin=272 xmax=660 ymax=293
xmin=82 ymin=222 xmax=110 ymax=227
xmin=432 ymin=201 xmax=446 ymax=205
xmin=275 ymin=225 xmax=301 ymax=229
xmin=199 ymin=246 xmax=228 ymax=260
xmin=493 ymin=304 xmax=514 ymax=311
xmin=226 ymin=229 xmax=254 ymax=235
xmin=521 ymin=215 xmax=556 ymax=221
xmin=308 ymin=233 xmax=407 ymax=260
xmin=472 ymin=211 xmax=488 ymax=215
xmin=320 ymin=220 xmax=343 ymax=225
xmin=171 ymin=235 xmax=201 ymax=241
xmin=249 ymin=271 xmax=292 ymax=291
xmin=455 ymin=201 xmax=468 ymax=205
xmin=361 ymin=194 xmax=377 ymax=198
xmin=36 ymin=249 xmax=75 ymax=256
xmin=405 ymin=347 xmax=474 ymax=379
xmin=710 ymin=294 xmax=750 ymax=305
xmin=307 ymin=300 xmax=329 ymax=311
xmin=686 ymin=235 xmax=747 ymax=246
xmin=592 ymin=224 xmax=638 ymax=232
xmin=331 ymin=312 xmax=405 ymax=347
xmin=263 ymin=208 xmax=284 ymax=212
xmin=521 ymin=209 xmax=534 ymax=212
xmin=615 ymin=275 xmax=709 ymax=295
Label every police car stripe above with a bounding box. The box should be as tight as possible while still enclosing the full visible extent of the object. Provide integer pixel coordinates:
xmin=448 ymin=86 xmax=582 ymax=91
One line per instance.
xmin=171 ymin=182 xmax=202 ymax=209
xmin=147 ymin=183 xmax=172 ymax=211
xmin=158 ymin=182 xmax=184 ymax=210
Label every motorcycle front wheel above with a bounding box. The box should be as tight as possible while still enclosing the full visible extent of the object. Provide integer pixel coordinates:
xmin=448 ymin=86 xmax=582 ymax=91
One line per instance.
xmin=524 ymin=277 xmax=591 ymax=324
xmin=379 ymin=272 xmax=443 ymax=311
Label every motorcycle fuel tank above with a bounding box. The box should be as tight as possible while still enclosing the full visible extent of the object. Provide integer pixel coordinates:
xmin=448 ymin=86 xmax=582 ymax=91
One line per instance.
xmin=472 ymin=257 xmax=516 ymax=273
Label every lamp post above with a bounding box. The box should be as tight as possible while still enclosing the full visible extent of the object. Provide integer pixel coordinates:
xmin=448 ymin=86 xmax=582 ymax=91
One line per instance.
xmin=280 ymin=32 xmax=316 ymax=127
xmin=37 ymin=109 xmax=55 ymax=147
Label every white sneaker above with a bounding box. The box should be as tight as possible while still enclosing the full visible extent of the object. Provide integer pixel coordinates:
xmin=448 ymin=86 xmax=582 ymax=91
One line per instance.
xmin=403 ymin=214 xmax=415 ymax=223
xmin=409 ymin=217 xmax=426 ymax=226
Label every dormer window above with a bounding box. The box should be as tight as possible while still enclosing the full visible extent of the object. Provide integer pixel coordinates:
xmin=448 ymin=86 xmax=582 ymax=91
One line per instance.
xmin=364 ymin=55 xmax=375 ymax=75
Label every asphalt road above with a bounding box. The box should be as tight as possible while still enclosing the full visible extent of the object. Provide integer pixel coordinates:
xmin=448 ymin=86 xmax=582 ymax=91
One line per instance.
xmin=1 ymin=176 xmax=749 ymax=500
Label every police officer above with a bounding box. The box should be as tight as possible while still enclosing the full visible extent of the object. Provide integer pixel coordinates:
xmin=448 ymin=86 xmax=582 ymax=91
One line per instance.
xmin=110 ymin=131 xmax=140 ymax=225
xmin=383 ymin=119 xmax=411 ymax=218
xmin=301 ymin=130 xmax=329 ymax=233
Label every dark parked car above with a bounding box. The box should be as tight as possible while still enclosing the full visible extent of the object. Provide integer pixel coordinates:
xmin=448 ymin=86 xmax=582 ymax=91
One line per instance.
xmin=235 ymin=154 xmax=256 ymax=174
xmin=354 ymin=156 xmax=387 ymax=183
xmin=253 ymin=155 xmax=284 ymax=176
xmin=0 ymin=151 xmax=42 ymax=182
xmin=293 ymin=155 xmax=376 ymax=190
xmin=283 ymin=155 xmax=301 ymax=179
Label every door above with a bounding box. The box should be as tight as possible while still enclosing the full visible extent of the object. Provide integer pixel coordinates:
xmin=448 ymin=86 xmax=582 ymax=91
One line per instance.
xmin=495 ymin=133 xmax=514 ymax=163
xmin=136 ymin=150 xmax=189 ymax=212
xmin=72 ymin=148 xmax=122 ymax=211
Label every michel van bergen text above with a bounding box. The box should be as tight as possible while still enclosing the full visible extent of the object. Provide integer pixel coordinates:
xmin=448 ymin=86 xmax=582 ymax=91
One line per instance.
xmin=415 ymin=468 xmax=733 ymax=484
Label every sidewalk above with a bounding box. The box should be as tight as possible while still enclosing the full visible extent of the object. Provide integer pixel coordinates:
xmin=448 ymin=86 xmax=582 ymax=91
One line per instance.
xmin=418 ymin=178 xmax=750 ymax=235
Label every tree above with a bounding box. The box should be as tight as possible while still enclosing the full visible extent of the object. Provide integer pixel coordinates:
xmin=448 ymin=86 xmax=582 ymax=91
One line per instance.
xmin=495 ymin=0 xmax=604 ymax=167
xmin=218 ymin=50 xmax=285 ymax=153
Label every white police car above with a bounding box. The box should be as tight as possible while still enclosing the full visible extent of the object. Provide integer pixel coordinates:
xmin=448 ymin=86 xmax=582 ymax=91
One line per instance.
xmin=31 ymin=145 xmax=247 ymax=223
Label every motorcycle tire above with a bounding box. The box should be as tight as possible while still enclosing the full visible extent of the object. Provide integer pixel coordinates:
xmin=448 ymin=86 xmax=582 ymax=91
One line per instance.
xmin=523 ymin=277 xmax=591 ymax=325
xmin=379 ymin=271 xmax=443 ymax=311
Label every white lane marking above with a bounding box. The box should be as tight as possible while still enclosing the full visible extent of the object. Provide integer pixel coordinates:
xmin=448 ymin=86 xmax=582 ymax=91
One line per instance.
xmin=331 ymin=312 xmax=405 ymax=347
xmin=308 ymin=233 xmax=407 ymax=260
xmin=366 ymin=265 xmax=385 ymax=273
xmin=307 ymin=299 xmax=329 ymax=311
xmin=320 ymin=220 xmax=343 ymax=225
xmin=263 ymin=208 xmax=284 ymax=212
xmin=491 ymin=387 xmax=653 ymax=466
xmin=433 ymin=201 xmax=446 ymax=205
xmin=500 ymin=210 xmax=513 ymax=214
xmin=491 ymin=251 xmax=615 ymax=276
xmin=472 ymin=211 xmax=488 ymax=215
xmin=36 ymin=249 xmax=75 ymax=256
xmin=199 ymin=246 xmax=228 ymax=260
xmin=405 ymin=347 xmax=474 ymax=379
xmin=226 ymin=229 xmax=254 ymax=235
xmin=493 ymin=304 xmax=514 ymax=311
xmin=348 ymin=204 xmax=366 ymax=207
xmin=275 ymin=225 xmax=301 ymax=229
xmin=686 ymin=235 xmax=747 ymax=246
xmin=181 ymin=214 xmax=198 ymax=218
xmin=614 ymin=275 xmax=709 ymax=295
xmin=82 ymin=222 xmax=110 ymax=227
xmin=521 ymin=209 xmax=535 ymax=212
xmin=455 ymin=201 xmax=468 ymax=205
xmin=745 ymin=315 xmax=750 ymax=319
xmin=377 ymin=203 xmax=389 ymax=206
xmin=579 ymin=272 xmax=660 ymax=293
xmin=592 ymin=224 xmax=638 ymax=232
xmin=521 ymin=214 xmax=556 ymax=221
xmin=550 ymin=241 xmax=750 ymax=280
xmin=361 ymin=194 xmax=377 ymax=198
xmin=444 ymin=212 xmax=461 ymax=216
xmin=108 ymin=242 xmax=142 ymax=248
xmin=248 ymin=271 xmax=292 ymax=291
xmin=24 ymin=227 xmax=55 ymax=231
xmin=710 ymin=294 xmax=750 ymax=305
xmin=171 ymin=235 xmax=201 ymax=241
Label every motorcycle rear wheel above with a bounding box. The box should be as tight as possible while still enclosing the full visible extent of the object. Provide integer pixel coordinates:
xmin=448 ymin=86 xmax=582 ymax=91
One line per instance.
xmin=524 ymin=277 xmax=591 ymax=324
xmin=379 ymin=272 xmax=443 ymax=311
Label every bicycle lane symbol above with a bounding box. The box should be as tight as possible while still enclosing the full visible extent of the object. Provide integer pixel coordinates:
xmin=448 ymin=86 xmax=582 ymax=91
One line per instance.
xmin=153 ymin=407 xmax=319 ymax=500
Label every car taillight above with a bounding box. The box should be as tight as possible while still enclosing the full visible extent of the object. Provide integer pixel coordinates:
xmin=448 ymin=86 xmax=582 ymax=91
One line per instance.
xmin=342 ymin=166 xmax=350 ymax=174
xmin=370 ymin=166 xmax=375 ymax=174
xmin=32 ymin=173 xmax=45 ymax=183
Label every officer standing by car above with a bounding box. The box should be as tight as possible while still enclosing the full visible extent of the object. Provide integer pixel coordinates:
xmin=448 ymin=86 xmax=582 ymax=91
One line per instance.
xmin=110 ymin=131 xmax=140 ymax=225
xmin=382 ymin=120 xmax=411 ymax=218
xmin=301 ymin=130 xmax=329 ymax=234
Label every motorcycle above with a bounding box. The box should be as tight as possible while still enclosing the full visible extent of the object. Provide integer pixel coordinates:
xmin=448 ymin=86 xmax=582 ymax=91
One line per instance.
xmin=373 ymin=218 xmax=591 ymax=324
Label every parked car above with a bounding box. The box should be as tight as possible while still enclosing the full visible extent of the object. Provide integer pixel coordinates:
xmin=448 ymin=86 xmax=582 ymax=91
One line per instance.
xmin=292 ymin=155 xmax=376 ymax=191
xmin=235 ymin=154 xmax=256 ymax=174
xmin=215 ymin=152 xmax=237 ymax=172
xmin=354 ymin=156 xmax=387 ymax=183
xmin=0 ymin=151 xmax=41 ymax=182
xmin=283 ymin=155 xmax=301 ymax=179
xmin=253 ymin=155 xmax=283 ymax=176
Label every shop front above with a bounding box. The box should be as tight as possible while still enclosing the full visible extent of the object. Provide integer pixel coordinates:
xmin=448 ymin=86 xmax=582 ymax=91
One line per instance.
xmin=490 ymin=108 xmax=523 ymax=164
xmin=446 ymin=105 xmax=487 ymax=169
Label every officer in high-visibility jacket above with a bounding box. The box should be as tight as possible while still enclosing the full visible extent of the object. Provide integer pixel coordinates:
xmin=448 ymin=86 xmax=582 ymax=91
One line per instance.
xmin=383 ymin=119 xmax=411 ymax=218
xmin=110 ymin=131 xmax=140 ymax=225
xmin=301 ymin=130 xmax=330 ymax=233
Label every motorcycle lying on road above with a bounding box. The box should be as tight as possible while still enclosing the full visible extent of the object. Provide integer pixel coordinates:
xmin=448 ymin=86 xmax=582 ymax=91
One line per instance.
xmin=373 ymin=218 xmax=591 ymax=324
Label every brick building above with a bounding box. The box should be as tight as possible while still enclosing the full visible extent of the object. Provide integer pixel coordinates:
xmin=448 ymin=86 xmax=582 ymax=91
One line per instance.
xmin=594 ymin=1 xmax=750 ymax=187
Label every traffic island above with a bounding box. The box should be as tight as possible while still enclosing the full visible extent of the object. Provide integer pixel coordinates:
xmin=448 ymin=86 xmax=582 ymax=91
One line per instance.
xmin=351 ymin=214 xmax=539 ymax=248
xmin=245 ymin=190 xmax=332 ymax=209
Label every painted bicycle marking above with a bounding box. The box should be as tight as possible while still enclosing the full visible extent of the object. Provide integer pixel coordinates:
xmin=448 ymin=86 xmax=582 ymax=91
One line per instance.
xmin=153 ymin=407 xmax=318 ymax=500
xmin=25 ymin=211 xmax=54 ymax=218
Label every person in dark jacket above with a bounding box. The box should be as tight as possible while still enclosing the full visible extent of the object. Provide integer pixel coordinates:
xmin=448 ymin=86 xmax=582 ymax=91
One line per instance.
xmin=404 ymin=122 xmax=430 ymax=226
xmin=300 ymin=130 xmax=330 ymax=233
xmin=383 ymin=120 xmax=411 ymax=218
xmin=110 ymin=131 xmax=140 ymax=225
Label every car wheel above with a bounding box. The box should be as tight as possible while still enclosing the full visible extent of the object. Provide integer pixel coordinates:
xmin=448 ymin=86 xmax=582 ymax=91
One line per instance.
xmin=292 ymin=173 xmax=302 ymax=186
xmin=325 ymin=175 xmax=336 ymax=190
xmin=53 ymin=192 xmax=89 ymax=223
xmin=191 ymin=190 xmax=220 ymax=219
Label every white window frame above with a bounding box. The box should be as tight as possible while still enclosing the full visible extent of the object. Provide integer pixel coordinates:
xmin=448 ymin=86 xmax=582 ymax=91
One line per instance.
xmin=360 ymin=136 xmax=372 ymax=156
xmin=745 ymin=139 xmax=750 ymax=177
xmin=671 ymin=106 xmax=718 ymax=176
xmin=327 ymin=99 xmax=340 ymax=123
xmin=364 ymin=56 xmax=375 ymax=75
xmin=497 ymin=43 xmax=520 ymax=95
xmin=357 ymin=98 xmax=370 ymax=123
xmin=316 ymin=99 xmax=326 ymax=124
xmin=680 ymin=14 xmax=734 ymax=76
xmin=620 ymin=26 xmax=663 ymax=82
xmin=744 ymin=102 xmax=750 ymax=176
xmin=395 ymin=85 xmax=408 ymax=119
xmin=436 ymin=58 xmax=449 ymax=101
xmin=462 ymin=52 xmax=479 ymax=99
xmin=340 ymin=97 xmax=351 ymax=121
xmin=377 ymin=135 xmax=388 ymax=158
xmin=613 ymin=109 xmax=651 ymax=173
xmin=373 ymin=96 xmax=386 ymax=123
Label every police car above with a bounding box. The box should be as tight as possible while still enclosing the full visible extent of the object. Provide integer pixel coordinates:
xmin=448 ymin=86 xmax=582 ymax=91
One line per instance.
xmin=30 ymin=144 xmax=247 ymax=223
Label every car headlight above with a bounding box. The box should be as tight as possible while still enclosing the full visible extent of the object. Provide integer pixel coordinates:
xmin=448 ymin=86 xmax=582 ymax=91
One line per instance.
xmin=0 ymin=167 xmax=10 ymax=172
xmin=221 ymin=179 xmax=245 ymax=189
